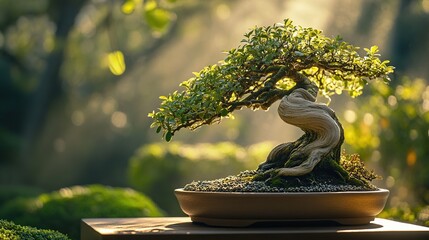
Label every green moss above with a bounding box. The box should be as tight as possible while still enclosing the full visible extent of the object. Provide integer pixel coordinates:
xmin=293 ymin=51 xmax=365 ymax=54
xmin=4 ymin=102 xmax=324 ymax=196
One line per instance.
xmin=0 ymin=219 xmax=70 ymax=240
xmin=0 ymin=185 xmax=164 ymax=240
xmin=265 ymin=176 xmax=286 ymax=189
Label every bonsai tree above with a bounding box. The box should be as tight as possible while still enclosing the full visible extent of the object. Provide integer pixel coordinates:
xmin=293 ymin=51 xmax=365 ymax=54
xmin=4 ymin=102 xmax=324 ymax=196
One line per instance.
xmin=149 ymin=19 xmax=394 ymax=190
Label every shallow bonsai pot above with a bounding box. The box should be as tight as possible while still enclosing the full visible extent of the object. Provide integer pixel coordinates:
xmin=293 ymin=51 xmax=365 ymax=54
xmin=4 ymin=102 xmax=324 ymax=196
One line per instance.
xmin=175 ymin=188 xmax=389 ymax=227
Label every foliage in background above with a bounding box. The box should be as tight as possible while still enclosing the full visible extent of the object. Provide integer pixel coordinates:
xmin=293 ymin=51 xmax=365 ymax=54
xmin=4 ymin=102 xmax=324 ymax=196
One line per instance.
xmin=0 ymin=185 xmax=43 ymax=206
xmin=0 ymin=185 xmax=163 ymax=240
xmin=108 ymin=0 xmax=177 ymax=76
xmin=342 ymin=77 xmax=429 ymax=204
xmin=0 ymin=219 xmax=70 ymax=240
xmin=380 ymin=204 xmax=429 ymax=227
xmin=128 ymin=141 xmax=273 ymax=214
xmin=0 ymin=0 xmax=180 ymax=186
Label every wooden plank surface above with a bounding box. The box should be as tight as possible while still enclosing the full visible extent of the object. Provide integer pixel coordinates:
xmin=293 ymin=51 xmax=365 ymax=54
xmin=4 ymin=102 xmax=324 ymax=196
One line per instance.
xmin=81 ymin=217 xmax=429 ymax=240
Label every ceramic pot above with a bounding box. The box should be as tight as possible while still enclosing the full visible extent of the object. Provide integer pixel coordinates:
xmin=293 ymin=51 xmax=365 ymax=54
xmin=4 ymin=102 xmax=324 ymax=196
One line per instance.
xmin=175 ymin=188 xmax=389 ymax=227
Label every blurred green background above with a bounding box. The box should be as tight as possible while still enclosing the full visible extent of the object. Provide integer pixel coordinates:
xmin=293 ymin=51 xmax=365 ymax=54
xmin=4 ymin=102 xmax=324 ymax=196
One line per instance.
xmin=1 ymin=0 xmax=429 ymax=238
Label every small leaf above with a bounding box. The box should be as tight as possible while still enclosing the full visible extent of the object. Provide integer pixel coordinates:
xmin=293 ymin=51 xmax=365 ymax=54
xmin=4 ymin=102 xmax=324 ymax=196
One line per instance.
xmin=165 ymin=131 xmax=173 ymax=142
xmin=220 ymin=109 xmax=229 ymax=116
xmin=107 ymin=51 xmax=126 ymax=76
xmin=156 ymin=126 xmax=162 ymax=133
xmin=370 ymin=45 xmax=379 ymax=54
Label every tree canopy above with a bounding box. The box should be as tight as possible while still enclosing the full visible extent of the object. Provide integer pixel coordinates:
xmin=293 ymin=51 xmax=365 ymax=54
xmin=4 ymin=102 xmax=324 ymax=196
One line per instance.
xmin=150 ymin=19 xmax=394 ymax=141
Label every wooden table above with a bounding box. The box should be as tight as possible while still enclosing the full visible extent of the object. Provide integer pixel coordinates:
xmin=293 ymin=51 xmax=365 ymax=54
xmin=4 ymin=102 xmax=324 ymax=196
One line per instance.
xmin=81 ymin=217 xmax=429 ymax=240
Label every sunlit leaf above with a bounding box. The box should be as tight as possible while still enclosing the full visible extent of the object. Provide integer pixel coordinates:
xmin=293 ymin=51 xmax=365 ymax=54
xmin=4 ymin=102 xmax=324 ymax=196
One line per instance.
xmin=121 ymin=0 xmax=138 ymax=15
xmin=370 ymin=45 xmax=379 ymax=54
xmin=144 ymin=0 xmax=173 ymax=33
xmin=107 ymin=51 xmax=126 ymax=76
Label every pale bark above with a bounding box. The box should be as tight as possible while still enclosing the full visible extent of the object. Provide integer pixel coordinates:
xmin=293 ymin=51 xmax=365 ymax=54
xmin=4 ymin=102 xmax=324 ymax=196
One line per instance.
xmin=262 ymin=88 xmax=342 ymax=177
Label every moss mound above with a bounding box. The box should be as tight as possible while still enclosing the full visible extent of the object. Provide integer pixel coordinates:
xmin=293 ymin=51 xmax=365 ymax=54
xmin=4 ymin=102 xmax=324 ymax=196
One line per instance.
xmin=0 ymin=219 xmax=70 ymax=240
xmin=0 ymin=185 xmax=163 ymax=240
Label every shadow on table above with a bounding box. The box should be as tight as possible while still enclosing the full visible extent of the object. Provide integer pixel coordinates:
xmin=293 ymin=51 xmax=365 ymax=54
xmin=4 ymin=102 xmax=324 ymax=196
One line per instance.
xmin=166 ymin=220 xmax=383 ymax=231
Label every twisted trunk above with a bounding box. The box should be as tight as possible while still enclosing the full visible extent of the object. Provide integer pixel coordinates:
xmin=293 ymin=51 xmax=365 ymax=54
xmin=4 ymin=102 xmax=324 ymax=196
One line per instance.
xmin=258 ymin=83 xmax=345 ymax=177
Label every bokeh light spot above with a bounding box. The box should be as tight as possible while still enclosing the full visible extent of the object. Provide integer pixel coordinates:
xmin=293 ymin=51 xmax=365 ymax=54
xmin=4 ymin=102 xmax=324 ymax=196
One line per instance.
xmin=215 ymin=4 xmax=230 ymax=20
xmin=406 ymin=149 xmax=417 ymax=167
xmin=422 ymin=99 xmax=429 ymax=112
xmin=386 ymin=176 xmax=395 ymax=188
xmin=409 ymin=129 xmax=418 ymax=140
xmin=423 ymin=0 xmax=429 ymax=13
xmin=343 ymin=109 xmax=357 ymax=123
xmin=387 ymin=95 xmax=397 ymax=106
xmin=111 ymin=111 xmax=128 ymax=128
xmin=102 ymin=98 xmax=117 ymax=115
xmin=71 ymin=110 xmax=85 ymax=126
xmin=363 ymin=113 xmax=374 ymax=126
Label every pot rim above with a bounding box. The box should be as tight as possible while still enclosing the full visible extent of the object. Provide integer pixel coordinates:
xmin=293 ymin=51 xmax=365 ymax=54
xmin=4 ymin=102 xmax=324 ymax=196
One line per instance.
xmin=175 ymin=187 xmax=389 ymax=195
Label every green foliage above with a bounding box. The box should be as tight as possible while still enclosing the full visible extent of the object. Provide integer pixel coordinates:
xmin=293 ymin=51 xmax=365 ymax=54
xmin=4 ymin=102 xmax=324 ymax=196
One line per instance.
xmin=149 ymin=19 xmax=394 ymax=141
xmin=128 ymin=141 xmax=273 ymax=214
xmin=0 ymin=219 xmax=70 ymax=240
xmin=342 ymin=77 xmax=429 ymax=202
xmin=0 ymin=185 xmax=163 ymax=240
xmin=380 ymin=205 xmax=429 ymax=227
